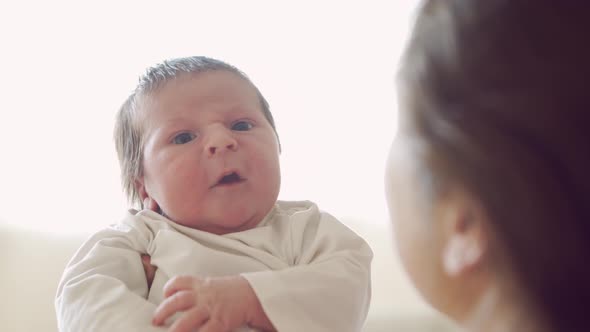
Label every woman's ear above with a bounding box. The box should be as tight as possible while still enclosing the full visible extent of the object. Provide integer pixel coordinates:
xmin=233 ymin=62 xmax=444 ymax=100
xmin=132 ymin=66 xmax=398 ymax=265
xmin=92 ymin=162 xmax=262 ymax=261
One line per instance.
xmin=135 ymin=177 xmax=159 ymax=212
xmin=439 ymin=188 xmax=489 ymax=277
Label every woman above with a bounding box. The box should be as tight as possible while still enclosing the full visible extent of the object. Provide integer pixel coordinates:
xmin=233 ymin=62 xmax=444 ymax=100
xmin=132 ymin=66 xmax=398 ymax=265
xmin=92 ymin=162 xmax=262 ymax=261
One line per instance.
xmin=386 ymin=1 xmax=590 ymax=331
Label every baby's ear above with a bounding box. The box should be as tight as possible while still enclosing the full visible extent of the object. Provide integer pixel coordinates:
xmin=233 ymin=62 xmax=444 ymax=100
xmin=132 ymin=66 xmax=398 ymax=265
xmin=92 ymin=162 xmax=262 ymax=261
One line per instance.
xmin=438 ymin=188 xmax=489 ymax=277
xmin=135 ymin=177 xmax=159 ymax=212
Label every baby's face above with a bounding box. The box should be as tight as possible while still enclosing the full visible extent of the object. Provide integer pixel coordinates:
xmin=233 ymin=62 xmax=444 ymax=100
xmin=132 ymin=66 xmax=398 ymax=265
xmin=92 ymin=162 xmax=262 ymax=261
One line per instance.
xmin=137 ymin=70 xmax=281 ymax=234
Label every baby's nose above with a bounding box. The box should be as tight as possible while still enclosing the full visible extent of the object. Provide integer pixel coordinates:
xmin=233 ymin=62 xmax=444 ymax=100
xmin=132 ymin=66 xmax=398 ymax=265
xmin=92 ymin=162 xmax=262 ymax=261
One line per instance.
xmin=206 ymin=131 xmax=238 ymax=156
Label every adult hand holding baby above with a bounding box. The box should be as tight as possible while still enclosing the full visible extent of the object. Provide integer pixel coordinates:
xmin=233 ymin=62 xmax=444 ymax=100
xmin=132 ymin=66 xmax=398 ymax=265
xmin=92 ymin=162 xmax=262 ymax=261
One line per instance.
xmin=152 ymin=275 xmax=275 ymax=332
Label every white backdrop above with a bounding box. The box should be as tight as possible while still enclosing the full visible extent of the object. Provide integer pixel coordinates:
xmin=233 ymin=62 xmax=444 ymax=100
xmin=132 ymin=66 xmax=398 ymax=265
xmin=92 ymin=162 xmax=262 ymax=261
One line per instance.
xmin=0 ymin=0 xmax=416 ymax=233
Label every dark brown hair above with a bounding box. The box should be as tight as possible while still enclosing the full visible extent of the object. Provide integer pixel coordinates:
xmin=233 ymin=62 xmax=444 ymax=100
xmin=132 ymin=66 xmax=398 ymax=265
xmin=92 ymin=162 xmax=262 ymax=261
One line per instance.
xmin=398 ymin=1 xmax=590 ymax=330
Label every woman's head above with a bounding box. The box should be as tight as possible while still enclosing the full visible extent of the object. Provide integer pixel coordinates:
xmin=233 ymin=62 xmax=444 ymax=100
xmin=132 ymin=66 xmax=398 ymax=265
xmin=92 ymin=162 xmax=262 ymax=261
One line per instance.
xmin=387 ymin=1 xmax=590 ymax=330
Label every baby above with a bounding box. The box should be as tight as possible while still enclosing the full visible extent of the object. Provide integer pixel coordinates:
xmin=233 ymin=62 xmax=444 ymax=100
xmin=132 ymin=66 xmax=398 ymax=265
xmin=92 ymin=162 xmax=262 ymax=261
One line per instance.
xmin=55 ymin=56 xmax=372 ymax=332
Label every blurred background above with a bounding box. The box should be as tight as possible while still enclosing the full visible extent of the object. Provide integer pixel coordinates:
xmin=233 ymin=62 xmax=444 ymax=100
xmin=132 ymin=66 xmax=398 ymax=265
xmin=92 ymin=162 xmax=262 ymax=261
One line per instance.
xmin=0 ymin=1 xmax=457 ymax=330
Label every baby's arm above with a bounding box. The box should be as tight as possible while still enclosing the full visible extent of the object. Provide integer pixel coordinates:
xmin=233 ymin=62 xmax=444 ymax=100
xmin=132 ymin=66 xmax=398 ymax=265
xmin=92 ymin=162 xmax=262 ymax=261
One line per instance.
xmin=55 ymin=220 xmax=165 ymax=332
xmin=242 ymin=210 xmax=373 ymax=332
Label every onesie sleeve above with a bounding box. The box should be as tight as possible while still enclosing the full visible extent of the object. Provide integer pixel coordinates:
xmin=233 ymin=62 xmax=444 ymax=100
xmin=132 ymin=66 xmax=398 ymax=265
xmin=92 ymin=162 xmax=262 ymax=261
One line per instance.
xmin=55 ymin=213 xmax=165 ymax=332
xmin=242 ymin=205 xmax=373 ymax=332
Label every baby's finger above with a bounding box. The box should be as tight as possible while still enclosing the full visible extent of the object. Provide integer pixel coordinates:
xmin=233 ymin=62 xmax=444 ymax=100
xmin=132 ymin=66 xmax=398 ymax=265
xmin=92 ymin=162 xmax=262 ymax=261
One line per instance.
xmin=141 ymin=255 xmax=157 ymax=288
xmin=152 ymin=290 xmax=196 ymax=326
xmin=168 ymin=306 xmax=209 ymax=332
xmin=163 ymin=275 xmax=202 ymax=298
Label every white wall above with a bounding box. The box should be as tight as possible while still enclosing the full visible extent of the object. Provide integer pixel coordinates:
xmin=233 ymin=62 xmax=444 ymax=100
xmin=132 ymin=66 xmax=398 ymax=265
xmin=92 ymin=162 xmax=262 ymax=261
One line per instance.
xmin=0 ymin=0 xmax=416 ymax=233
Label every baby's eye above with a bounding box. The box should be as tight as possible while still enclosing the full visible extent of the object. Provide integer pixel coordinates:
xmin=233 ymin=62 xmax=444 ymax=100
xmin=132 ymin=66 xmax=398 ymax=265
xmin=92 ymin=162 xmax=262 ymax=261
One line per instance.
xmin=172 ymin=132 xmax=196 ymax=144
xmin=231 ymin=121 xmax=254 ymax=131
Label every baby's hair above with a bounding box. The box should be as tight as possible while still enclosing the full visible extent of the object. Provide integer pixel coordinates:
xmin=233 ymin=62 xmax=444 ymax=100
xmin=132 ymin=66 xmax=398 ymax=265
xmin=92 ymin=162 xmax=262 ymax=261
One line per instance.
xmin=114 ymin=56 xmax=279 ymax=208
xmin=399 ymin=1 xmax=590 ymax=331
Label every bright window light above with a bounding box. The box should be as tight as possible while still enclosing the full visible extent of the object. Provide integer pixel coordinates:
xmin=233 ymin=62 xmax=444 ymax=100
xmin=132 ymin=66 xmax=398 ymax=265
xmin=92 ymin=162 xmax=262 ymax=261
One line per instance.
xmin=0 ymin=1 xmax=416 ymax=233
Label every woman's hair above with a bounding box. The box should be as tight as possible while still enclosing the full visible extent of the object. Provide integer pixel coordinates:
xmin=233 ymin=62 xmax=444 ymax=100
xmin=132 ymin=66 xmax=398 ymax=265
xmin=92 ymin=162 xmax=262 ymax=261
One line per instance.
xmin=398 ymin=0 xmax=590 ymax=330
xmin=114 ymin=56 xmax=279 ymax=208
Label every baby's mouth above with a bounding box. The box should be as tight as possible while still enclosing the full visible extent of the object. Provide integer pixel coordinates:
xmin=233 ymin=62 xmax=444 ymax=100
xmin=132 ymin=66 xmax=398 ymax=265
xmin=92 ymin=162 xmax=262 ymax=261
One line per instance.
xmin=212 ymin=172 xmax=245 ymax=188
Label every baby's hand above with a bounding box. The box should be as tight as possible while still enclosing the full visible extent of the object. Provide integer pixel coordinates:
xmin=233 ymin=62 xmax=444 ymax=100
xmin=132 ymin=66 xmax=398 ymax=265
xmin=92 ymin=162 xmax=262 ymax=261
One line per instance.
xmin=152 ymin=275 xmax=275 ymax=332
xmin=141 ymin=254 xmax=157 ymax=289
